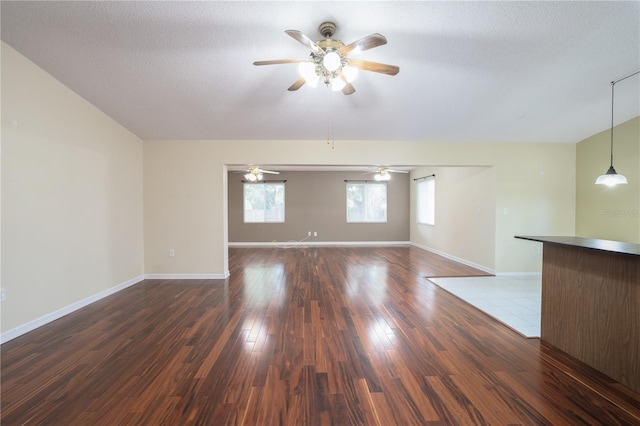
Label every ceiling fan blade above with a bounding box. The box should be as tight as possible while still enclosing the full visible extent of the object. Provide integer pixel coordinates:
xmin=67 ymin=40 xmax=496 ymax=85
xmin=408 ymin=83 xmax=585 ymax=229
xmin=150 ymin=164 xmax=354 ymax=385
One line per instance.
xmin=347 ymin=59 xmax=399 ymax=76
xmin=336 ymin=70 xmax=356 ymax=95
xmin=342 ymin=84 xmax=355 ymax=95
xmin=388 ymin=169 xmax=409 ymax=173
xmin=253 ymin=58 xmax=307 ymax=66
xmin=288 ymin=77 xmax=306 ymax=91
xmin=339 ymin=33 xmax=387 ymax=56
xmin=285 ymin=30 xmax=325 ymax=54
xmin=258 ymin=169 xmax=280 ymax=174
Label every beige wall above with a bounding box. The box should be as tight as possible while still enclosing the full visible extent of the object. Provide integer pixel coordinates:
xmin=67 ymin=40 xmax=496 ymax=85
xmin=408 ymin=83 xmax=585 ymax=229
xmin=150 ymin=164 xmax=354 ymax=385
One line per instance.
xmin=1 ymin=43 xmax=144 ymax=334
xmin=493 ymin=143 xmax=577 ymax=272
xmin=228 ymin=171 xmax=410 ymax=243
xmin=576 ymin=117 xmax=639 ymax=243
xmin=409 ymin=149 xmax=577 ymax=273
xmin=144 ymin=139 xmax=576 ymax=275
xmin=143 ymin=141 xmax=227 ymax=276
xmin=410 ymin=166 xmax=496 ymax=271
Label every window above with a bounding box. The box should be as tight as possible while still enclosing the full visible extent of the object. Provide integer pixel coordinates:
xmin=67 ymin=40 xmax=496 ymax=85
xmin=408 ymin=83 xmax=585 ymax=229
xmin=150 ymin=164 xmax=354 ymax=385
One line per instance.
xmin=346 ymin=182 xmax=387 ymax=223
xmin=417 ymin=177 xmax=435 ymax=225
xmin=243 ymin=182 xmax=285 ymax=223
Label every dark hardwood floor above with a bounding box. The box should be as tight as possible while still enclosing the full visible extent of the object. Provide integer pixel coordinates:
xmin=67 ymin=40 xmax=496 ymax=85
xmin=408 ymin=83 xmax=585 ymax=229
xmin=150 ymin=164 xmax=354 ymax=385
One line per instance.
xmin=2 ymin=246 xmax=640 ymax=425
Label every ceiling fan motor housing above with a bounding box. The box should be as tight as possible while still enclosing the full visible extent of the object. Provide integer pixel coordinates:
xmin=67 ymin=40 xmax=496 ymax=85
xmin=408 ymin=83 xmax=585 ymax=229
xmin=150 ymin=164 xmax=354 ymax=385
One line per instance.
xmin=319 ymin=22 xmax=337 ymax=38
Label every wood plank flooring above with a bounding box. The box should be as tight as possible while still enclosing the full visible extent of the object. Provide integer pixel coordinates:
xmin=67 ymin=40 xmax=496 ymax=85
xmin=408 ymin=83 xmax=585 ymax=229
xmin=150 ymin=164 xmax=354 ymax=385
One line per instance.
xmin=2 ymin=246 xmax=640 ymax=425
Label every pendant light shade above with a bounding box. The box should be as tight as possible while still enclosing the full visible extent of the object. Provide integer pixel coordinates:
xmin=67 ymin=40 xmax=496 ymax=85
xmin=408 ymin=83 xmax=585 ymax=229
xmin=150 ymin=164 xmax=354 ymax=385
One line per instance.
xmin=595 ymin=71 xmax=638 ymax=186
xmin=595 ymin=166 xmax=628 ymax=186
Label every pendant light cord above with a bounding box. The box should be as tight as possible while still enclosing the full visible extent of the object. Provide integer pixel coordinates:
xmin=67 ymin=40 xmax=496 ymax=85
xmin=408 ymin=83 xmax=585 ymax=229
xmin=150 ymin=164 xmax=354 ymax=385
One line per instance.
xmin=610 ymin=81 xmax=615 ymax=168
xmin=610 ymin=70 xmax=640 ymax=167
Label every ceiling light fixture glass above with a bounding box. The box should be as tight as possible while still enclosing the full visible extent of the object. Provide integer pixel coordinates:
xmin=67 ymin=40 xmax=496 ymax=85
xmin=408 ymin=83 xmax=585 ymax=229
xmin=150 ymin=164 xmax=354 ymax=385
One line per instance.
xmin=300 ymin=47 xmax=354 ymax=90
xmin=298 ymin=62 xmax=319 ymax=87
xmin=244 ymin=172 xmax=263 ymax=182
xmin=374 ymin=171 xmax=391 ymax=181
xmin=331 ymin=77 xmax=346 ymax=92
xmin=322 ymin=51 xmax=342 ymax=72
xmin=595 ymin=70 xmax=639 ymax=186
xmin=342 ymin=65 xmax=359 ymax=83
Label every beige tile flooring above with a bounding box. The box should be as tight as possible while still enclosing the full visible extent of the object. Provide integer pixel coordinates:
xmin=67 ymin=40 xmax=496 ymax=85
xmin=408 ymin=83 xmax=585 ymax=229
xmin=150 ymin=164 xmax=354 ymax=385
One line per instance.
xmin=429 ymin=275 xmax=541 ymax=338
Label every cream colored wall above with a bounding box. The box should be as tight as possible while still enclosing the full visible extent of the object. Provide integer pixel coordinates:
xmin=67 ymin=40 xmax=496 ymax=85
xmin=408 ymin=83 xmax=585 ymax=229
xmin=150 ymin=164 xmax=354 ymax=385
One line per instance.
xmin=409 ymin=146 xmax=577 ymax=274
xmin=143 ymin=141 xmax=226 ymax=276
xmin=494 ymin=143 xmax=577 ymax=271
xmin=1 ymin=43 xmax=144 ymax=333
xmin=144 ymin=139 xmax=576 ymax=275
xmin=410 ymin=166 xmax=496 ymax=271
xmin=576 ymin=117 xmax=639 ymax=243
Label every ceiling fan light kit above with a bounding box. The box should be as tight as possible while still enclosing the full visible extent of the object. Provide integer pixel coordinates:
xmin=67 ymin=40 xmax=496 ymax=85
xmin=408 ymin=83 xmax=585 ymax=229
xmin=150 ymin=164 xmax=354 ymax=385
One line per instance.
xmin=241 ymin=167 xmax=280 ymax=183
xmin=254 ymin=21 xmax=399 ymax=95
xmin=244 ymin=172 xmax=263 ymax=182
xmin=374 ymin=171 xmax=391 ymax=181
xmin=364 ymin=167 xmax=408 ymax=181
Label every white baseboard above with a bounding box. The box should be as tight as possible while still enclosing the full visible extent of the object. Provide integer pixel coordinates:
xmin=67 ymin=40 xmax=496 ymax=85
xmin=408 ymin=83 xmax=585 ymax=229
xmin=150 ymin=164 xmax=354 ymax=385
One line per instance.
xmin=495 ymin=272 xmax=542 ymax=277
xmin=410 ymin=242 xmax=495 ymax=275
xmin=0 ymin=274 xmax=145 ymax=345
xmin=229 ymin=241 xmax=410 ymax=248
xmin=144 ymin=273 xmax=230 ymax=280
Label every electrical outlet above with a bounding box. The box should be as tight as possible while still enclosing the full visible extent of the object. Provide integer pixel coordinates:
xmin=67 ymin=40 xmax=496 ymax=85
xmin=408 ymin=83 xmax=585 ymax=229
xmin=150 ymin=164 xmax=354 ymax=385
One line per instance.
xmin=314 ymin=231 xmax=318 ymax=237
xmin=168 ymin=249 xmax=175 ymax=257
xmin=308 ymin=231 xmax=311 ymax=236
xmin=1 ymin=288 xmax=6 ymax=302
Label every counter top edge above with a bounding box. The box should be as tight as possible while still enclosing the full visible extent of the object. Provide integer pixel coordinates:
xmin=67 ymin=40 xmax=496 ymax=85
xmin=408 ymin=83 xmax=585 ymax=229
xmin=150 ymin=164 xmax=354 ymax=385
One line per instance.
xmin=515 ymin=236 xmax=640 ymax=256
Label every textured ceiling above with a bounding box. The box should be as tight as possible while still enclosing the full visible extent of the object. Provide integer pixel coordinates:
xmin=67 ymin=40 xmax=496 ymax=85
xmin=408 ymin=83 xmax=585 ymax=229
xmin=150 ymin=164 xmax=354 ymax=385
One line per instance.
xmin=1 ymin=1 xmax=639 ymax=143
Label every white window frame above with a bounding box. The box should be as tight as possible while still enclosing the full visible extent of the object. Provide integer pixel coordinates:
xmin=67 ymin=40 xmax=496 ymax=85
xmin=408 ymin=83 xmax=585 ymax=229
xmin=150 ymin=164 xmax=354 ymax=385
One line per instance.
xmin=346 ymin=182 xmax=388 ymax=223
xmin=416 ymin=177 xmax=435 ymax=225
xmin=243 ymin=182 xmax=285 ymax=223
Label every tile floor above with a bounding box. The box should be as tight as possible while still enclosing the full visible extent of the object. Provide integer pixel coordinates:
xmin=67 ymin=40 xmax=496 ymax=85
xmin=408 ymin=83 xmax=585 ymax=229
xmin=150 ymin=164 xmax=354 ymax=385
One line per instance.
xmin=428 ymin=275 xmax=541 ymax=338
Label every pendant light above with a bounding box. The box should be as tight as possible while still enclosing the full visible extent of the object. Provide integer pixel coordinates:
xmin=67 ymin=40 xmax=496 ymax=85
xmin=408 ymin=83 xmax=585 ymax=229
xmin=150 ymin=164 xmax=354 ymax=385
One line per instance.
xmin=595 ymin=70 xmax=639 ymax=186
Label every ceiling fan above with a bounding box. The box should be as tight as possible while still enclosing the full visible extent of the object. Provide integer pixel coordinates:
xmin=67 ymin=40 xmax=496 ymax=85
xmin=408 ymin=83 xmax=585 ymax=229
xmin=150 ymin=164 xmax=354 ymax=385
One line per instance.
xmin=363 ymin=167 xmax=408 ymax=181
xmin=253 ymin=21 xmax=399 ymax=95
xmin=238 ymin=167 xmax=280 ymax=182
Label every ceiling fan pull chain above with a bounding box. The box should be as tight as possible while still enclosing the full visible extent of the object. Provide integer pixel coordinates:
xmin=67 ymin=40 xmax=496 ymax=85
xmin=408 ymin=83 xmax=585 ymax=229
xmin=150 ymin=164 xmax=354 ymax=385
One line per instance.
xmin=326 ymin=88 xmax=335 ymax=149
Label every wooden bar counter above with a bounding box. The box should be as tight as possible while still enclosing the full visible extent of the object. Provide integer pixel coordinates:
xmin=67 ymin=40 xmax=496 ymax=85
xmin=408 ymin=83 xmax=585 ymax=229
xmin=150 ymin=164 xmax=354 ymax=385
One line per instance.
xmin=516 ymin=236 xmax=640 ymax=393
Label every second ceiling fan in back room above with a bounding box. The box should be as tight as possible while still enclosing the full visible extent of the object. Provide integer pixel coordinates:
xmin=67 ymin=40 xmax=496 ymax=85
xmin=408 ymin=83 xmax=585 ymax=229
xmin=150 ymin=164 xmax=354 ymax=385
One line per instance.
xmin=362 ymin=167 xmax=409 ymax=181
xmin=236 ymin=167 xmax=280 ymax=182
xmin=253 ymin=21 xmax=399 ymax=95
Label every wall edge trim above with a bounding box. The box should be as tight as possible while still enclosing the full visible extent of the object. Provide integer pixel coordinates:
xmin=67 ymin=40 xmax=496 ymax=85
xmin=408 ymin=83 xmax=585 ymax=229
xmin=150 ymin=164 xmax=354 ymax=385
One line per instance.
xmin=410 ymin=242 xmax=495 ymax=274
xmin=0 ymin=274 xmax=145 ymax=345
xmin=495 ymin=272 xmax=542 ymax=277
xmin=228 ymin=241 xmax=410 ymax=248
xmin=144 ymin=273 xmax=230 ymax=279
